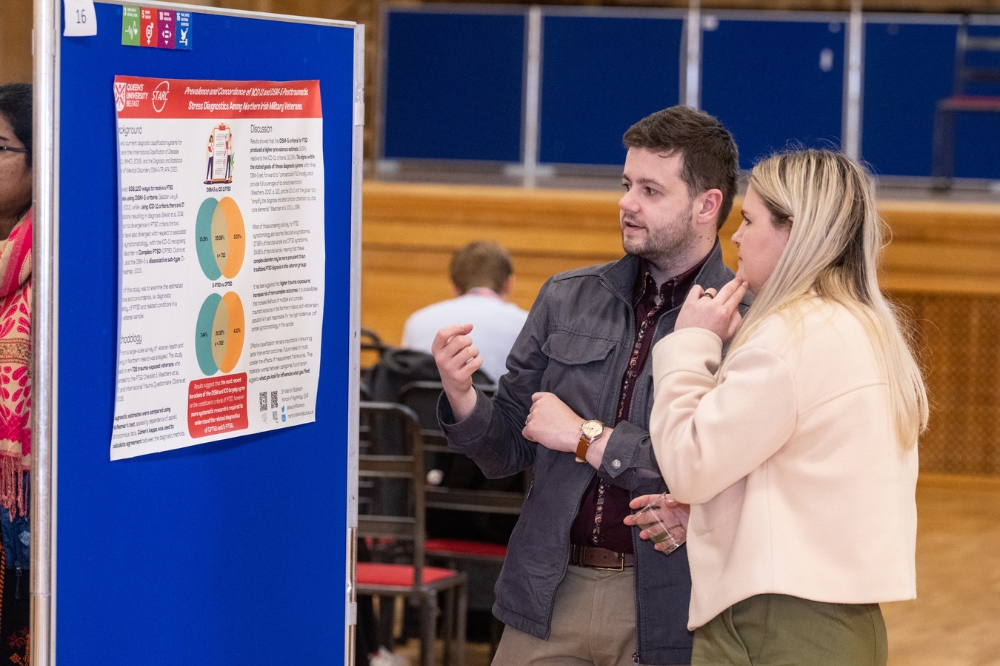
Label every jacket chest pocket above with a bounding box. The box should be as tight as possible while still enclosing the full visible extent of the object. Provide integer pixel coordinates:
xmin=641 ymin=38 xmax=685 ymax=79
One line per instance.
xmin=540 ymin=332 xmax=617 ymax=418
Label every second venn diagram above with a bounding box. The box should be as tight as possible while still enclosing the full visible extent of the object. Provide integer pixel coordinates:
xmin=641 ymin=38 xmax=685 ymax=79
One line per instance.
xmin=195 ymin=196 xmax=245 ymax=376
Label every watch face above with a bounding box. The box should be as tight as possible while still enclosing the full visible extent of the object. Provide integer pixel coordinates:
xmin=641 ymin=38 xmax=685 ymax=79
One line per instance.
xmin=581 ymin=420 xmax=603 ymax=439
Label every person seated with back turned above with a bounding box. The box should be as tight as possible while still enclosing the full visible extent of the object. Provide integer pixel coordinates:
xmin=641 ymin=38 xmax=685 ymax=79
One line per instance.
xmin=431 ymin=106 xmax=749 ymax=666
xmin=402 ymin=241 xmax=528 ymax=383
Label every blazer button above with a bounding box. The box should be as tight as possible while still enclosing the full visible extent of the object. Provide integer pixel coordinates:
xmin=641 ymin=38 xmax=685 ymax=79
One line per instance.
xmin=611 ymin=459 xmax=621 ymax=469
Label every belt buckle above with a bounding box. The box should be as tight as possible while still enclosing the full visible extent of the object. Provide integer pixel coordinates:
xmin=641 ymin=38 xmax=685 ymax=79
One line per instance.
xmin=592 ymin=553 xmax=625 ymax=572
xmin=593 ymin=560 xmax=625 ymax=572
xmin=572 ymin=545 xmax=626 ymax=572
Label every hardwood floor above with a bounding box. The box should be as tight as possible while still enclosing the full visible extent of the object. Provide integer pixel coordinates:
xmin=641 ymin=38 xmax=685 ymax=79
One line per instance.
xmin=883 ymin=474 xmax=1000 ymax=666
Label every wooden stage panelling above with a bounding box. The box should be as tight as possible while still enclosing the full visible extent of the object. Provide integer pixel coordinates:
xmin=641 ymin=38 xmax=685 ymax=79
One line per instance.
xmin=361 ymin=182 xmax=1000 ymax=476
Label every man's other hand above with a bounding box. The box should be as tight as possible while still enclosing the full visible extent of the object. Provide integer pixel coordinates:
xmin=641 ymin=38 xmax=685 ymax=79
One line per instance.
xmin=431 ymin=323 xmax=482 ymax=422
xmin=522 ymin=392 xmax=583 ymax=453
xmin=625 ymin=494 xmax=691 ymax=553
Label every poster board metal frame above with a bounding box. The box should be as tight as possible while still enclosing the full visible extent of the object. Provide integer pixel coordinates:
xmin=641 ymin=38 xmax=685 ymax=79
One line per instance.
xmin=31 ymin=1 xmax=362 ymax=663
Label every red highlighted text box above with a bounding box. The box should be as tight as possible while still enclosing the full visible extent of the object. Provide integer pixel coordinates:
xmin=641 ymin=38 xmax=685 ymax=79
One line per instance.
xmin=187 ymin=373 xmax=248 ymax=439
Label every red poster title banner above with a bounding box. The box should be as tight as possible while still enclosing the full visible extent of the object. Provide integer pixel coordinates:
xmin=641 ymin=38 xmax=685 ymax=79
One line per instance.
xmin=114 ymin=76 xmax=322 ymax=119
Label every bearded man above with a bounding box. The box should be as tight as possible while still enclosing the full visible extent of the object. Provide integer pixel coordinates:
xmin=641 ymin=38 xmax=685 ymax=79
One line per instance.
xmin=431 ymin=106 xmax=748 ymax=666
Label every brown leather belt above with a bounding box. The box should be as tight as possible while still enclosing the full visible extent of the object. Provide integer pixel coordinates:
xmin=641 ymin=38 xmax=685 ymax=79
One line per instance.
xmin=569 ymin=544 xmax=635 ymax=571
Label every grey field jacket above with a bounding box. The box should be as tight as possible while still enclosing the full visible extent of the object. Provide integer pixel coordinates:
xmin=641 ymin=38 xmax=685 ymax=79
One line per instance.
xmin=439 ymin=245 xmax=749 ymax=665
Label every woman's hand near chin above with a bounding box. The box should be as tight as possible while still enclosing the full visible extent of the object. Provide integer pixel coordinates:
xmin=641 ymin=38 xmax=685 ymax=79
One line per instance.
xmin=675 ymin=277 xmax=749 ymax=343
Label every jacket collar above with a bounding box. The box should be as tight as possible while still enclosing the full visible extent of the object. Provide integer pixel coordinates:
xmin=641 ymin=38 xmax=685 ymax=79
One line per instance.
xmin=601 ymin=241 xmax=730 ymax=302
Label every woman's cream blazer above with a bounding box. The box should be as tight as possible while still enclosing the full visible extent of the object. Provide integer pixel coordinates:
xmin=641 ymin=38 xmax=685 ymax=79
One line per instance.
xmin=650 ymin=297 xmax=918 ymax=630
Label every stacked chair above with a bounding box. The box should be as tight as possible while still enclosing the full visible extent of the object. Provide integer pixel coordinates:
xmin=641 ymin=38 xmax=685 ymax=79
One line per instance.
xmin=358 ymin=345 xmax=528 ymax=660
xmin=357 ymin=401 xmax=468 ymax=666
xmin=397 ymin=380 xmax=525 ymax=563
xmin=397 ymin=380 xmax=526 ymax=656
xmin=932 ymin=17 xmax=1000 ymax=187
xmin=360 ymin=328 xmax=390 ymax=397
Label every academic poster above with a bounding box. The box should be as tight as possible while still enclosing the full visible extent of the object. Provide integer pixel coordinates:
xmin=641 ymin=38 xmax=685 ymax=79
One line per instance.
xmin=111 ymin=76 xmax=325 ymax=460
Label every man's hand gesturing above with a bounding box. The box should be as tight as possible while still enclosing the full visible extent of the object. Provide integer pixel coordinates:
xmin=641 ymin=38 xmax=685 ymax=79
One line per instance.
xmin=431 ymin=323 xmax=483 ymax=422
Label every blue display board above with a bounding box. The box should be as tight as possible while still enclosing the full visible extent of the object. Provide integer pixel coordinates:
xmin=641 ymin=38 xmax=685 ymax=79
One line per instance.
xmin=382 ymin=8 xmax=526 ymax=162
xmin=377 ymin=5 xmax=999 ymax=181
xmin=863 ymin=18 xmax=1000 ymax=179
xmin=862 ymin=20 xmax=957 ymax=177
xmin=701 ymin=15 xmax=847 ymax=170
xmin=56 ymin=3 xmax=358 ymax=663
xmin=539 ymin=14 xmax=684 ymax=165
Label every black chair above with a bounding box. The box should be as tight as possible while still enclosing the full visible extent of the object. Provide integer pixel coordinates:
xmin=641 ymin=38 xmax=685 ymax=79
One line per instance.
xmin=361 ymin=328 xmax=390 ymax=357
xmin=360 ymin=328 xmax=390 ymax=385
xmin=360 ymin=382 xmax=374 ymax=401
xmin=932 ymin=18 xmax=1000 ymax=187
xmin=397 ymin=381 xmax=525 ymax=549
xmin=397 ymin=381 xmax=526 ymax=656
xmin=356 ymin=402 xmax=467 ymax=666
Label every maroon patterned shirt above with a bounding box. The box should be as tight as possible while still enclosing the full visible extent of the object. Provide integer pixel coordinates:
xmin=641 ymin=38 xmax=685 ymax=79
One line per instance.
xmin=569 ymin=253 xmax=710 ymax=553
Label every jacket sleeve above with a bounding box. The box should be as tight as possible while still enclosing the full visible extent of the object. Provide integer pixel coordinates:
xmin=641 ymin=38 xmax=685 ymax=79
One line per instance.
xmin=437 ymin=279 xmax=554 ymax=479
xmin=648 ymin=327 xmax=798 ymax=505
xmin=593 ymin=422 xmax=665 ymax=492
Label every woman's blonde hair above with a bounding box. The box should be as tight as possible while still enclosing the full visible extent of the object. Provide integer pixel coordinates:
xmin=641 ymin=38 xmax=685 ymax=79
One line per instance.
xmin=731 ymin=149 xmax=928 ymax=450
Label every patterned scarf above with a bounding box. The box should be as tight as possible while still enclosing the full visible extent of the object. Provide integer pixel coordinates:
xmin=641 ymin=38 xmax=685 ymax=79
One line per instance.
xmin=0 ymin=212 xmax=32 ymax=519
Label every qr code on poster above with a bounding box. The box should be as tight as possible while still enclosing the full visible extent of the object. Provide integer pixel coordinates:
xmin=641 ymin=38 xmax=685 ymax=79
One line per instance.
xmin=270 ymin=391 xmax=278 ymax=409
xmin=259 ymin=392 xmax=268 ymax=412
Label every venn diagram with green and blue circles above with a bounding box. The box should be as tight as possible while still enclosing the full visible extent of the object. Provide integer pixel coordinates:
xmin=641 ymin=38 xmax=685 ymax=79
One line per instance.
xmin=195 ymin=196 xmax=246 ymax=280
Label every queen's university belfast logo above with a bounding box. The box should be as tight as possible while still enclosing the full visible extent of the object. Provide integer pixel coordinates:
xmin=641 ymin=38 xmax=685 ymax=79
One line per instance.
xmin=114 ymin=82 xmax=127 ymax=113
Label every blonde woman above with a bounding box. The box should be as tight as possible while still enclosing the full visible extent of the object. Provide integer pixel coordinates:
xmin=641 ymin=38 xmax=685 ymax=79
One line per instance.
xmin=645 ymin=149 xmax=927 ymax=664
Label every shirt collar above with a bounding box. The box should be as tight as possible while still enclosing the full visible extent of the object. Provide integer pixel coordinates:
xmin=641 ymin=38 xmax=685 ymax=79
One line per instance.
xmin=464 ymin=287 xmax=502 ymax=301
xmin=632 ymin=242 xmax=716 ymax=306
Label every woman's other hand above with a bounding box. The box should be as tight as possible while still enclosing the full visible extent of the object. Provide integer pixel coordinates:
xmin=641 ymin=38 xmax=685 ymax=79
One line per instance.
xmin=675 ymin=277 xmax=748 ymax=343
